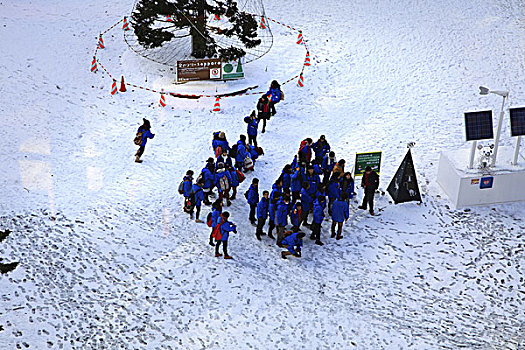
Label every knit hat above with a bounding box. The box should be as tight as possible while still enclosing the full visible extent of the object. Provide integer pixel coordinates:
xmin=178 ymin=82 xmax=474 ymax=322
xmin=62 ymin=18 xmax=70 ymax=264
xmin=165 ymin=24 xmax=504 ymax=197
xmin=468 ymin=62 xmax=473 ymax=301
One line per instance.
xmin=219 ymin=131 xmax=225 ymax=139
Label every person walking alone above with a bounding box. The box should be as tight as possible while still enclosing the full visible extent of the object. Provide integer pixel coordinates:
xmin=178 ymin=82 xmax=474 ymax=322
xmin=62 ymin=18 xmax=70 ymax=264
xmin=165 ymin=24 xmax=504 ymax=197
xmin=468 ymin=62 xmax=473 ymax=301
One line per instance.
xmin=359 ymin=166 xmax=379 ymax=215
xmin=134 ymin=118 xmax=155 ymax=163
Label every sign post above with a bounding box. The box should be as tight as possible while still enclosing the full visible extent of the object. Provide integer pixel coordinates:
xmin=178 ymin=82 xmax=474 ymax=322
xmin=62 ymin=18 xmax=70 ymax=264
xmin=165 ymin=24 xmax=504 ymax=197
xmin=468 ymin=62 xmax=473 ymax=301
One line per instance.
xmin=176 ymin=58 xmax=222 ymax=82
xmin=354 ymin=152 xmax=382 ymax=177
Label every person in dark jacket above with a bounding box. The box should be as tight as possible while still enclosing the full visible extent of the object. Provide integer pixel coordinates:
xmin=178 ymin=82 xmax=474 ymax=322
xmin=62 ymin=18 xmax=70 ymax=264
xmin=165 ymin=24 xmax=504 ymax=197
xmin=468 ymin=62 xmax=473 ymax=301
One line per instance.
xmin=300 ymin=182 xmax=313 ymax=226
xmin=312 ymin=135 xmax=331 ymax=165
xmin=359 ymin=166 xmax=379 ymax=215
xmin=256 ymin=190 xmax=269 ymax=240
xmin=290 ymin=202 xmax=302 ymax=232
xmin=298 ymin=138 xmax=313 ymax=165
xmin=279 ymin=164 xmax=292 ymax=192
xmin=209 ymin=200 xmax=223 ymax=246
xmin=340 ymin=172 xmax=355 ymax=203
xmin=322 ymin=151 xmax=336 ymax=185
xmin=244 ymin=111 xmax=259 ymax=147
xmin=311 ymin=195 xmax=326 ymax=246
xmin=332 ymin=159 xmax=345 ymax=180
xmin=257 ymin=94 xmax=271 ymax=133
xmin=267 ymin=192 xmax=280 ymax=239
xmin=217 ymin=150 xmax=233 ymax=170
xmin=331 ymin=193 xmax=349 ymax=240
xmin=215 ymin=163 xmax=232 ymax=206
xmin=266 ymin=80 xmax=283 ymax=116
xmin=191 ymin=179 xmax=205 ymax=223
xmin=281 ymin=232 xmax=305 ymax=259
xmin=135 ymin=118 xmax=155 ymax=163
xmin=246 ymin=178 xmax=259 ymax=225
xmin=305 ymin=166 xmax=320 ymax=198
xmin=212 ymin=131 xmax=230 ymax=157
xmin=214 ymin=211 xmax=236 ymax=259
xmin=275 ymin=196 xmax=290 ymax=246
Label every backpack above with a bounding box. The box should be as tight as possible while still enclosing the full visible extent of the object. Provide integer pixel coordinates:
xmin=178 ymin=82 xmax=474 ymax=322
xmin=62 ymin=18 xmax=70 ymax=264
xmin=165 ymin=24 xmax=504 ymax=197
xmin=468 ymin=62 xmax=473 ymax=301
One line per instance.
xmin=206 ymin=212 xmax=212 ymax=227
xmin=236 ymin=170 xmax=245 ymax=183
xmin=243 ymin=156 xmax=254 ymax=172
xmin=280 ymin=89 xmax=285 ymax=101
xmin=215 ymin=146 xmax=222 ymax=158
xmin=229 ymin=144 xmax=238 ymax=158
xmin=299 ymin=139 xmax=308 ymax=153
xmin=178 ymin=180 xmax=185 ymax=195
xmin=218 ymin=174 xmax=230 ymax=192
xmin=255 ymin=146 xmax=264 ymax=156
xmin=212 ymin=218 xmax=225 ymax=240
xmin=134 ymin=131 xmax=144 ymax=145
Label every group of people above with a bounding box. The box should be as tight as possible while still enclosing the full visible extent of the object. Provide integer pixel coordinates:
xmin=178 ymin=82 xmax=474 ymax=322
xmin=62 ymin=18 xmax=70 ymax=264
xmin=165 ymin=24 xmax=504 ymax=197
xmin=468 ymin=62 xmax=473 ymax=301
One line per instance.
xmin=244 ymin=134 xmax=379 ymax=259
xmin=175 ymin=81 xmax=286 ymax=259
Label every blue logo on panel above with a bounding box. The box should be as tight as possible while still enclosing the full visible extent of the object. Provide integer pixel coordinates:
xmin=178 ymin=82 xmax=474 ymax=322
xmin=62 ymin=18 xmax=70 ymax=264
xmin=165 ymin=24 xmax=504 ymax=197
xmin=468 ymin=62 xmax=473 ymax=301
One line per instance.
xmin=480 ymin=176 xmax=494 ymax=189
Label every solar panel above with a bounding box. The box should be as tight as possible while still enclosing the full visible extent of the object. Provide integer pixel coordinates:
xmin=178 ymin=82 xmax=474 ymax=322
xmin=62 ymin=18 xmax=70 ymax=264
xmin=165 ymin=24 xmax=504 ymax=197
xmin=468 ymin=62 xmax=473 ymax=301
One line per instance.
xmin=464 ymin=110 xmax=493 ymax=141
xmin=509 ymin=107 xmax=525 ymax=136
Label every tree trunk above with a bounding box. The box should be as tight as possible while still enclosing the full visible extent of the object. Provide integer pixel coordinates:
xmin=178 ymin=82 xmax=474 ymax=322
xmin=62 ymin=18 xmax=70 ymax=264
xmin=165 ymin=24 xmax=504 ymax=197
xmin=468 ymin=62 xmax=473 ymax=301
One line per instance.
xmin=191 ymin=0 xmax=207 ymax=58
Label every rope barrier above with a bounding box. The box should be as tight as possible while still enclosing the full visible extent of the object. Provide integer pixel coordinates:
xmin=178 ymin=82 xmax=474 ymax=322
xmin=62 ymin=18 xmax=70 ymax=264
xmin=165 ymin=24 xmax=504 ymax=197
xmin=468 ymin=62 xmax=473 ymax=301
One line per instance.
xmin=93 ymin=14 xmax=310 ymax=101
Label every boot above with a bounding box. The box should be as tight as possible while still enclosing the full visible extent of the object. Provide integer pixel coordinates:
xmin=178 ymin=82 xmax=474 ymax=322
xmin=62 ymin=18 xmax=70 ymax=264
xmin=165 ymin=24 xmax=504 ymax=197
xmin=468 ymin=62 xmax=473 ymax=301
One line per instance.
xmin=209 ymin=241 xmax=215 ymax=246
xmin=256 ymin=233 xmax=261 ymax=241
xmin=281 ymin=251 xmax=287 ymax=259
xmin=370 ymin=210 xmax=375 ymax=216
xmin=268 ymin=233 xmax=275 ymax=240
xmin=358 ymin=205 xmax=366 ymax=210
xmin=227 ymin=201 xmax=232 ymax=207
xmin=336 ymin=235 xmax=343 ymax=240
xmin=135 ymin=155 xmax=143 ymax=163
xmin=331 ymin=232 xmax=336 ymax=238
xmin=315 ymin=240 xmax=324 ymax=246
xmin=195 ymin=219 xmax=204 ymax=223
xmin=215 ymin=253 xmax=222 ymax=257
xmin=224 ymin=255 xmax=233 ymax=259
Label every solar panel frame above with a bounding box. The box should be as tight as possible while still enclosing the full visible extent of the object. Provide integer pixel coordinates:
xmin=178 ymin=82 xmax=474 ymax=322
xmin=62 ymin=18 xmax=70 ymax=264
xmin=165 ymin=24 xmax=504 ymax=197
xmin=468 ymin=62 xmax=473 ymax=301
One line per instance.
xmin=464 ymin=110 xmax=494 ymax=141
xmin=509 ymin=107 xmax=525 ymax=137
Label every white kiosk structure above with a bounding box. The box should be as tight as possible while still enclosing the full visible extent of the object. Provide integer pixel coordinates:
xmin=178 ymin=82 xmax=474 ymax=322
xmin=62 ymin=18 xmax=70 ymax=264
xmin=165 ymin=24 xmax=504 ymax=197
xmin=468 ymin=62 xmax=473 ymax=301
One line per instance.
xmin=437 ymin=87 xmax=525 ymax=208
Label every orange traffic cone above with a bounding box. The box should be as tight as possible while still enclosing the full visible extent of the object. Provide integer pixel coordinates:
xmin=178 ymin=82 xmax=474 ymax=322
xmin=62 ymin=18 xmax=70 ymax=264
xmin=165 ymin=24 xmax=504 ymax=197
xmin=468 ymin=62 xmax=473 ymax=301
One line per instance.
xmin=97 ymin=34 xmax=105 ymax=49
xmin=212 ymin=97 xmax=221 ymax=112
xmin=214 ymin=14 xmax=220 ymax=20
xmin=259 ymin=17 xmax=266 ymax=29
xmin=159 ymin=94 xmax=166 ymax=107
xmin=90 ymin=57 xmax=98 ymax=73
xmin=123 ymin=16 xmax=130 ymax=31
xmin=304 ymin=51 xmax=311 ymax=66
xmin=166 ymin=15 xmax=172 ymax=22
xmin=296 ymin=31 xmax=303 ymax=45
xmin=111 ymin=79 xmax=118 ymax=95
xmin=297 ymin=74 xmax=304 ymax=87
xmin=119 ymin=76 xmax=126 ymax=92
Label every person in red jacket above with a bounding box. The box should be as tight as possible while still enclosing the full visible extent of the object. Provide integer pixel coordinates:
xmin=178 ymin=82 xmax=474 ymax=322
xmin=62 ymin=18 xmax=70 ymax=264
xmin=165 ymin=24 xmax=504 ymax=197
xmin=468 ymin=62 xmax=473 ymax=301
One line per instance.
xmin=359 ymin=166 xmax=379 ymax=215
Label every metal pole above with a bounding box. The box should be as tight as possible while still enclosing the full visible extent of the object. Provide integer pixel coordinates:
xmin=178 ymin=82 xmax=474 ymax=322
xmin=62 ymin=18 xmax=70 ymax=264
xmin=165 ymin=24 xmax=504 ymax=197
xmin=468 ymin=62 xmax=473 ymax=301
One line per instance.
xmin=490 ymin=95 xmax=507 ymax=167
xmin=469 ymin=141 xmax=477 ymax=169
xmin=512 ymin=136 xmax=521 ymax=165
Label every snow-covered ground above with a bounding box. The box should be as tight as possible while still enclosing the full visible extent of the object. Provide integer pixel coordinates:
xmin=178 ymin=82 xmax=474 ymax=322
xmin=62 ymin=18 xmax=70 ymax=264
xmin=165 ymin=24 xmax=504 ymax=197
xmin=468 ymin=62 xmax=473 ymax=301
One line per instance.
xmin=1 ymin=0 xmax=524 ymax=348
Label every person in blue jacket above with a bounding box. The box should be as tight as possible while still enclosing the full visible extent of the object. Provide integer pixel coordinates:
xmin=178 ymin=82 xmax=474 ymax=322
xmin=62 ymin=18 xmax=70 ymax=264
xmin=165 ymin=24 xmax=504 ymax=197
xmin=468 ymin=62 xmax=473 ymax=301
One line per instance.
xmin=255 ymin=190 xmax=269 ymax=240
xmin=209 ymin=199 xmax=223 ymax=246
xmin=275 ymin=196 xmax=290 ymax=246
xmin=215 ymin=163 xmax=232 ymax=206
xmin=214 ymin=211 xmax=236 ymax=259
xmin=190 ymin=179 xmax=205 ymax=223
xmin=217 ymin=150 xmax=233 ymax=170
xmin=244 ymin=111 xmax=260 ymax=147
xmin=200 ymin=161 xmax=215 ymax=206
xmin=305 ymin=166 xmax=320 ymax=198
xmin=311 ymin=195 xmax=327 ymax=246
xmin=135 ymin=118 xmax=155 ymax=163
xmin=327 ymin=173 xmax=342 ymax=216
xmin=300 ymin=182 xmax=313 ymax=226
xmin=331 ymin=193 xmax=349 ymax=240
xmin=227 ymin=165 xmax=240 ymax=200
xmin=212 ymin=131 xmax=230 ymax=157
xmin=182 ymin=170 xmax=194 ymax=215
xmin=290 ymin=202 xmax=302 ymax=232
xmin=266 ymin=80 xmax=283 ymax=116
xmin=267 ymin=192 xmax=280 ymax=240
xmin=245 ymin=178 xmax=259 ymax=225
xmin=322 ymin=151 xmax=337 ymax=185
xmin=234 ymin=135 xmax=249 ymax=171
xmin=281 ymin=232 xmax=305 ymax=259
xmin=247 ymin=144 xmax=259 ymax=166
xmin=290 ymin=165 xmax=304 ymax=204
xmin=279 ymin=165 xmax=292 ymax=192
xmin=270 ymin=178 xmax=283 ymax=200
xmin=312 ymin=135 xmax=331 ymax=165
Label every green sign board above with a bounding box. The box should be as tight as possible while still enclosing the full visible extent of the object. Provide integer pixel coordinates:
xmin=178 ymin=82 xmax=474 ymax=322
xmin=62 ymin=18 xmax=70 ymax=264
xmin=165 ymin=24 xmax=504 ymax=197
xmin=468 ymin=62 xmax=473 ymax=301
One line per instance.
xmin=355 ymin=151 xmax=382 ymax=177
xmin=222 ymin=60 xmax=244 ymax=80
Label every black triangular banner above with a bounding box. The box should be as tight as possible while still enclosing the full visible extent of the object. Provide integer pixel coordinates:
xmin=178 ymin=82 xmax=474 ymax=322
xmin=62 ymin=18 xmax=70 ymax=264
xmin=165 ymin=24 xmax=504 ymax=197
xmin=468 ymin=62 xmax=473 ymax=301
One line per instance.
xmin=387 ymin=149 xmax=422 ymax=204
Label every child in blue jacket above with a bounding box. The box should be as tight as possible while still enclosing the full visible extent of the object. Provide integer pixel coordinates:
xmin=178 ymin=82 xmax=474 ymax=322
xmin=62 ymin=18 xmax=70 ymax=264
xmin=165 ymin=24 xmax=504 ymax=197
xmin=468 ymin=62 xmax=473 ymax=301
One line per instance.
xmin=135 ymin=118 xmax=155 ymax=163
xmin=209 ymin=200 xmax=223 ymax=246
xmin=227 ymin=165 xmax=240 ymax=200
xmin=267 ymin=192 xmax=280 ymax=239
xmin=245 ymin=178 xmax=259 ymax=225
xmin=215 ymin=163 xmax=232 ymax=206
xmin=331 ymin=193 xmax=349 ymax=240
xmin=327 ymin=174 xmax=342 ymax=216
xmin=212 ymin=131 xmax=230 ymax=157
xmin=275 ymin=196 xmax=290 ymax=246
xmin=300 ymin=182 xmax=313 ymax=226
xmin=256 ymin=190 xmax=269 ymax=240
xmin=312 ymin=135 xmax=331 ymax=165
xmin=281 ymin=232 xmax=305 ymax=259
xmin=266 ymin=80 xmax=283 ymax=116
xmin=214 ymin=211 xmax=236 ymax=259
xmin=290 ymin=202 xmax=302 ymax=232
xmin=190 ymin=179 xmax=205 ymax=223
xmin=311 ymin=196 xmax=327 ymax=246
xmin=244 ymin=111 xmax=259 ymax=147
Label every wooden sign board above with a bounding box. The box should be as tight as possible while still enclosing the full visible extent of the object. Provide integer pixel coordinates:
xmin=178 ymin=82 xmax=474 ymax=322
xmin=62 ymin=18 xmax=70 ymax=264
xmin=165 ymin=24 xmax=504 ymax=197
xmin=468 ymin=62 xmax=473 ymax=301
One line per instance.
xmin=176 ymin=58 xmax=222 ymax=82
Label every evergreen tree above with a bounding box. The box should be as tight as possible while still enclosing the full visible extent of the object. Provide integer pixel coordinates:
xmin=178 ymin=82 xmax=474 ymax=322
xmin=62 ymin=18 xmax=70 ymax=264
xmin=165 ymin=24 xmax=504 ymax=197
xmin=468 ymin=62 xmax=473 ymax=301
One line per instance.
xmin=131 ymin=0 xmax=261 ymax=61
